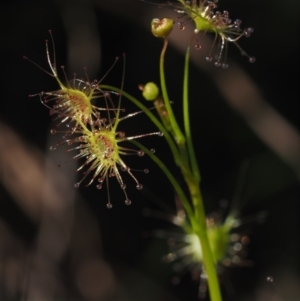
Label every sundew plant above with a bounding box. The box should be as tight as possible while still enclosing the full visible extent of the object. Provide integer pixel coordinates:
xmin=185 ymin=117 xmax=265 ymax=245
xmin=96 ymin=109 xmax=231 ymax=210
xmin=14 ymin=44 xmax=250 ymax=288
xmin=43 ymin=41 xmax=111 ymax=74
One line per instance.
xmin=8 ymin=0 xmax=298 ymax=301
xmin=24 ymin=1 xmax=256 ymax=300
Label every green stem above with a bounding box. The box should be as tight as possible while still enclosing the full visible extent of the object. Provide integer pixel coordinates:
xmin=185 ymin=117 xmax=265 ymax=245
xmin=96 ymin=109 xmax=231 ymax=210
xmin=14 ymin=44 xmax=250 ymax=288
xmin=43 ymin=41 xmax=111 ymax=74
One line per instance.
xmin=159 ymin=39 xmax=191 ymax=170
xmin=185 ymin=176 xmax=222 ymax=301
xmin=183 ymin=43 xmax=201 ymax=183
xmin=159 ymin=39 xmax=185 ymax=145
xmin=180 ymin=40 xmax=222 ymax=301
xmin=103 ymin=36 xmax=223 ymax=301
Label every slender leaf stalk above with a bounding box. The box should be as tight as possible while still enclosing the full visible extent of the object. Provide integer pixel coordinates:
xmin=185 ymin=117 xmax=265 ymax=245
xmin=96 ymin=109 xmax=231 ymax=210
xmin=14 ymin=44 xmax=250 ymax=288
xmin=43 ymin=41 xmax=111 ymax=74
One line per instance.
xmin=159 ymin=39 xmax=185 ymax=145
xmin=158 ymin=38 xmax=223 ymax=301
xmin=183 ymin=44 xmax=201 ymax=183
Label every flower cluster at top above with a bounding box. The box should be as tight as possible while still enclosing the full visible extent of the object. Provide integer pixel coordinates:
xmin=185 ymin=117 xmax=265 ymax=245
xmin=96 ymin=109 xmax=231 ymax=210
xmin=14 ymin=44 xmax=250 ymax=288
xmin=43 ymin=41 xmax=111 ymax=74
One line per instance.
xmin=25 ymin=31 xmax=161 ymax=208
xmin=152 ymin=0 xmax=255 ymax=68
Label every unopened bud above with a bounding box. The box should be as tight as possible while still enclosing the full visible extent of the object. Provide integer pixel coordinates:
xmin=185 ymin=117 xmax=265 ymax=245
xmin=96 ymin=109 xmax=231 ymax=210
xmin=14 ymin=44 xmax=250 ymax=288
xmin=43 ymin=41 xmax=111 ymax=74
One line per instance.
xmin=139 ymin=82 xmax=160 ymax=101
xmin=151 ymin=18 xmax=173 ymax=38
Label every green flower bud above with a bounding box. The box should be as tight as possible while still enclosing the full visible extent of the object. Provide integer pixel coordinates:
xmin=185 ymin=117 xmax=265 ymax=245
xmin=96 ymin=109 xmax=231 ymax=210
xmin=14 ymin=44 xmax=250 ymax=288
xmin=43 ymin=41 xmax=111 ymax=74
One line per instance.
xmin=139 ymin=82 xmax=160 ymax=101
xmin=151 ymin=18 xmax=173 ymax=38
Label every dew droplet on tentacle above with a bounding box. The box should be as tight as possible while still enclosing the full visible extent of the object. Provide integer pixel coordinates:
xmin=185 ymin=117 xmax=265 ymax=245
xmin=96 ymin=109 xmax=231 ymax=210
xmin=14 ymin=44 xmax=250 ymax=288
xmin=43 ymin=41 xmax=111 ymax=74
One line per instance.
xmin=136 ymin=184 xmax=143 ymax=190
xmin=234 ymin=19 xmax=242 ymax=26
xmin=249 ymin=57 xmax=256 ymax=63
xmin=244 ymin=31 xmax=250 ymax=37
xmin=118 ymin=131 xmax=125 ymax=138
xmin=125 ymin=199 xmax=131 ymax=205
xmin=195 ymin=43 xmax=201 ymax=50
xmin=106 ymin=203 xmax=113 ymax=209
xmin=245 ymin=27 xmax=254 ymax=37
xmin=138 ymin=150 xmax=144 ymax=157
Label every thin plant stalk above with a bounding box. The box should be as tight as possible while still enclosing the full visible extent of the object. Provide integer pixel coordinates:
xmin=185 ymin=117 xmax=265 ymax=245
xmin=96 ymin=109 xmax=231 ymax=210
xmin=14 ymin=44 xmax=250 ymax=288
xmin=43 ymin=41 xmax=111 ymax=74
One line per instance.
xmin=159 ymin=38 xmax=223 ymax=301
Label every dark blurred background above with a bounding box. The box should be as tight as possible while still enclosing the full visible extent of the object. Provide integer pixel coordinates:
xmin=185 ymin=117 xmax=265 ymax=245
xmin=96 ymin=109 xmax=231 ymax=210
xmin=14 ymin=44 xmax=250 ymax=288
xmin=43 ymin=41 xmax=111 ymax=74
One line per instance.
xmin=0 ymin=0 xmax=299 ymax=300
